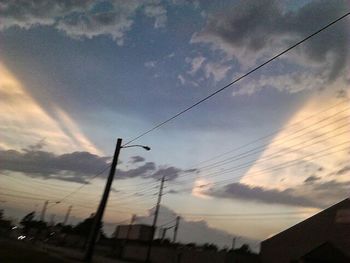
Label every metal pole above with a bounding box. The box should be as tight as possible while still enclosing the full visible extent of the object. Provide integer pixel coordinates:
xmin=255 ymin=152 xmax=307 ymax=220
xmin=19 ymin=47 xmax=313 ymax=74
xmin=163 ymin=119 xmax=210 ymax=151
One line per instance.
xmin=84 ymin=138 xmax=123 ymax=262
xmin=145 ymin=175 xmax=165 ymax=262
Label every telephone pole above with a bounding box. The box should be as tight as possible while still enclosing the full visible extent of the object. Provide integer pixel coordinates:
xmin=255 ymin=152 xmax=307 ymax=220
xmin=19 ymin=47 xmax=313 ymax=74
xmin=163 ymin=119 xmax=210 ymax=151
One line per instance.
xmin=126 ymin=214 xmax=136 ymax=240
xmin=145 ymin=175 xmax=165 ymax=262
xmin=50 ymin=214 xmax=55 ymax=226
xmin=173 ymin=216 xmax=180 ymax=243
xmin=84 ymin=138 xmax=123 ymax=262
xmin=40 ymin=200 xmax=48 ymax=221
xmin=63 ymin=205 xmax=72 ymax=225
xmin=232 ymin=237 xmax=237 ymax=250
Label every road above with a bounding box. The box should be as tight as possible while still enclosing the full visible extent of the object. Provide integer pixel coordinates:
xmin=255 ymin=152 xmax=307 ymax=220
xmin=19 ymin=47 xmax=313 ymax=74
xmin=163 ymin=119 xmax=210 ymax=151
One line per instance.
xmin=0 ymin=238 xmax=128 ymax=263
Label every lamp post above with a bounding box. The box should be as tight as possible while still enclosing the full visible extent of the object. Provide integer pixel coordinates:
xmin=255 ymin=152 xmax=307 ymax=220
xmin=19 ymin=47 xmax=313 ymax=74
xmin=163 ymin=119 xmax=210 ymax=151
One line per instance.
xmin=84 ymin=138 xmax=150 ymax=262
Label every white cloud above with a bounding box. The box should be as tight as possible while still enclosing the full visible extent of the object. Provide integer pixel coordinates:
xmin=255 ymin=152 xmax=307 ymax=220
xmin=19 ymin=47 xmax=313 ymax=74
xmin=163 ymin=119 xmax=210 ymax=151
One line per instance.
xmin=204 ymin=61 xmax=231 ymax=82
xmin=178 ymin=74 xmax=186 ymax=85
xmin=186 ymin=55 xmax=231 ymax=83
xmin=143 ymin=4 xmax=167 ymax=28
xmin=144 ymin=60 xmax=157 ymax=68
xmin=187 ymin=55 xmax=206 ymax=75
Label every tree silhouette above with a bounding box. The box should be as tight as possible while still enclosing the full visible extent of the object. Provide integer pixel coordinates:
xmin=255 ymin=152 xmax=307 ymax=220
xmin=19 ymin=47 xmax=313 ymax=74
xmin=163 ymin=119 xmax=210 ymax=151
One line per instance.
xmin=235 ymin=244 xmax=252 ymax=254
xmin=20 ymin=212 xmax=47 ymax=233
xmin=74 ymin=213 xmax=103 ymax=238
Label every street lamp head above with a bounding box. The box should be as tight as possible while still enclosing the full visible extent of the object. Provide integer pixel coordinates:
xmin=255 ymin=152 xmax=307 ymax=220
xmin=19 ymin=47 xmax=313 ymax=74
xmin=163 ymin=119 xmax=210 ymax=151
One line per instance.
xmin=121 ymin=144 xmax=151 ymax=151
xmin=142 ymin=146 xmax=151 ymax=151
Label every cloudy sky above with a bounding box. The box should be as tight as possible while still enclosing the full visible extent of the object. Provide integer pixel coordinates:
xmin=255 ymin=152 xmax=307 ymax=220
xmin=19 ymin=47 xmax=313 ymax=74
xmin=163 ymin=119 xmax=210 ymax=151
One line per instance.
xmin=0 ymin=0 xmax=349 ymax=248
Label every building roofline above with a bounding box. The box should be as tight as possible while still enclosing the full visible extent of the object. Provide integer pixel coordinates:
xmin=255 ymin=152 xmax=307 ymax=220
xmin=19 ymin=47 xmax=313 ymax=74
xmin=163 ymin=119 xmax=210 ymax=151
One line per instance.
xmin=262 ymin=198 xmax=350 ymax=243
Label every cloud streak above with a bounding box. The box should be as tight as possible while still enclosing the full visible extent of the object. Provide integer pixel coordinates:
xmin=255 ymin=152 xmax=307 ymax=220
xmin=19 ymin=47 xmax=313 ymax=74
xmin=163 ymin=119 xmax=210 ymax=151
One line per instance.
xmin=0 ymin=62 xmax=102 ymax=154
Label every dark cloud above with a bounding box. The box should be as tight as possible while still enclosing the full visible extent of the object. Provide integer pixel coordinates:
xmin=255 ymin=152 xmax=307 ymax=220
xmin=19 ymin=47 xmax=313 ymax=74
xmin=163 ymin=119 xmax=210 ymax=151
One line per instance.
xmin=311 ymin=180 xmax=349 ymax=193
xmin=336 ymin=165 xmax=350 ymax=175
xmin=0 ymin=0 xmax=168 ymax=45
xmin=168 ymin=189 xmax=179 ymax=194
xmin=304 ymin=175 xmax=321 ymax=184
xmin=184 ymin=168 xmax=199 ymax=173
xmin=150 ymin=166 xmax=182 ymax=181
xmin=117 ymin=162 xmax=156 ymax=179
xmin=210 ymin=182 xmax=322 ymax=208
xmin=192 ymin=0 xmax=349 ymax=88
xmin=209 ymin=179 xmax=350 ymax=209
xmin=130 ymin=155 xmax=145 ymax=164
xmin=0 ymin=148 xmax=110 ymax=183
xmin=302 ymin=180 xmax=350 ymax=206
xmin=25 ymin=139 xmax=46 ymax=151
xmin=0 ymin=147 xmax=191 ymax=183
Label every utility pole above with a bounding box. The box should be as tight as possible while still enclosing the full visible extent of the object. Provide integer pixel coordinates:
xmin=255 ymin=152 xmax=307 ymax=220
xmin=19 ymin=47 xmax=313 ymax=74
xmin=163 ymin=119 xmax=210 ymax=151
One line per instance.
xmin=232 ymin=237 xmax=236 ymax=250
xmin=126 ymin=214 xmax=136 ymax=240
xmin=40 ymin=200 xmax=48 ymax=222
xmin=161 ymin=228 xmax=167 ymax=240
xmin=50 ymin=214 xmax=55 ymax=226
xmin=63 ymin=205 xmax=72 ymax=225
xmin=173 ymin=216 xmax=180 ymax=243
xmin=145 ymin=175 xmax=165 ymax=262
xmin=84 ymin=138 xmax=123 ymax=262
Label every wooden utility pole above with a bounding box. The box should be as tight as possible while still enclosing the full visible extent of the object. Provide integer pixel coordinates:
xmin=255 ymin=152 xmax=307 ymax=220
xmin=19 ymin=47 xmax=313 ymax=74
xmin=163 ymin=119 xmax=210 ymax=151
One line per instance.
xmin=145 ymin=175 xmax=165 ymax=262
xmin=84 ymin=138 xmax=123 ymax=262
xmin=232 ymin=237 xmax=236 ymax=250
xmin=63 ymin=205 xmax=72 ymax=225
xmin=40 ymin=200 xmax=48 ymax=222
xmin=126 ymin=214 xmax=136 ymax=240
xmin=173 ymin=216 xmax=180 ymax=243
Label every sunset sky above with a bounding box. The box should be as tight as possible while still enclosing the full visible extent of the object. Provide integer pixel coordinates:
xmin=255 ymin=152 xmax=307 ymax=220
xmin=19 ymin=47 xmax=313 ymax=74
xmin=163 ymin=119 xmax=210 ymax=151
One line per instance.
xmin=0 ymin=0 xmax=349 ymax=249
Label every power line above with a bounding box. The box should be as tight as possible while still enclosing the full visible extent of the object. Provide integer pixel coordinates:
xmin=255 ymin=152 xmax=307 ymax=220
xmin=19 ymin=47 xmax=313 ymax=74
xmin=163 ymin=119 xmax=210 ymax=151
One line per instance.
xmin=175 ymin=119 xmax=350 ymax=185
xmin=167 ymin=107 xmax=350 ymax=185
xmin=49 ymin=165 xmax=110 ymax=208
xmin=178 ymin=211 xmax=316 ymax=217
xmin=191 ymin=108 xmax=350 ymax=172
xmin=2 ymin=100 xmax=348 ymax=204
xmin=184 ymin=99 xmax=349 ymax=169
xmin=175 ymin=141 xmax=350 ymax=193
xmin=0 ymin=193 xmax=49 ymax=201
xmin=123 ymin=12 xmax=350 ymax=146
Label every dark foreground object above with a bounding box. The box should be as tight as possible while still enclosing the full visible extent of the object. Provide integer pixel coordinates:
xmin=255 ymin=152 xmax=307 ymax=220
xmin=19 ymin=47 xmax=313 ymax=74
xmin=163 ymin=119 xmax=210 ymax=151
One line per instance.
xmin=0 ymin=239 xmax=67 ymax=263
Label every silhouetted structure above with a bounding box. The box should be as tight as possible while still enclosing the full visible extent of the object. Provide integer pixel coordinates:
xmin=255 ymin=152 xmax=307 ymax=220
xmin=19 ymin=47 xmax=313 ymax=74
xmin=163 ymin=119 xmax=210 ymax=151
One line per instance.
xmin=261 ymin=198 xmax=350 ymax=263
xmin=115 ymin=224 xmax=153 ymax=241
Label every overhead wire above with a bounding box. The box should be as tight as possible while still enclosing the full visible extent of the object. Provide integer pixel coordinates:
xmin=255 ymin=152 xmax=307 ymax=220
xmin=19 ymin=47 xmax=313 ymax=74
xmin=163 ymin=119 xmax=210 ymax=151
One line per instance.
xmin=176 ymin=141 xmax=350 ymax=193
xmin=123 ymin=12 xmax=350 ymax=146
xmin=174 ymin=117 xmax=350 ymax=185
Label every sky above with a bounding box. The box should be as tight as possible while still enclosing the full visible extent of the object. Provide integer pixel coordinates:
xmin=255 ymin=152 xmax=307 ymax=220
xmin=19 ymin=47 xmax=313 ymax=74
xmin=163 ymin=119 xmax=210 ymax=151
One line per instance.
xmin=0 ymin=0 xmax=349 ymax=250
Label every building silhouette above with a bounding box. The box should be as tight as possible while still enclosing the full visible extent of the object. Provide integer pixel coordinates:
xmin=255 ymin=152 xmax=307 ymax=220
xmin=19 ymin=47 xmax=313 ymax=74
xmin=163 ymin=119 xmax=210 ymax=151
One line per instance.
xmin=261 ymin=198 xmax=350 ymax=263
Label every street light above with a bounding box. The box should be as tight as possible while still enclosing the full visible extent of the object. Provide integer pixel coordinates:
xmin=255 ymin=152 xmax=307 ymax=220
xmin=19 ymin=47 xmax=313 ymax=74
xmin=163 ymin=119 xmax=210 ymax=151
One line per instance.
xmin=84 ymin=138 xmax=150 ymax=263
xmin=122 ymin=144 xmax=151 ymax=151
